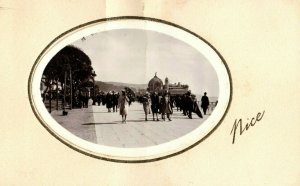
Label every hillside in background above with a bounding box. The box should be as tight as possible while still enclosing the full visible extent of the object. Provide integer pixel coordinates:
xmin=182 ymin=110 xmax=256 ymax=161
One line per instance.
xmin=95 ymin=81 xmax=147 ymax=92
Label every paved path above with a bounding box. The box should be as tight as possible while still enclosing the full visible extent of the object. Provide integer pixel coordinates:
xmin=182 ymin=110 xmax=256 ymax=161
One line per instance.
xmin=51 ymin=101 xmax=209 ymax=148
xmin=51 ymin=102 xmax=97 ymax=143
xmin=92 ymin=102 xmax=209 ymax=148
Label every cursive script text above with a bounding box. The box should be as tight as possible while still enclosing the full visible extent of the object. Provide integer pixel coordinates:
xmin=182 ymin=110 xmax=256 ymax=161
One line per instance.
xmin=230 ymin=111 xmax=265 ymax=144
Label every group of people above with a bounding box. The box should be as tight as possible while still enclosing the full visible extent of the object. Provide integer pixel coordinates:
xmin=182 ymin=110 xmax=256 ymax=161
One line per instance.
xmin=86 ymin=89 xmax=212 ymax=124
xmin=173 ymin=91 xmax=211 ymax=117
xmin=112 ymin=90 xmax=174 ymax=123
xmin=92 ymin=90 xmax=131 ymax=123
xmin=92 ymin=91 xmax=121 ymax=112
xmin=138 ymin=90 xmax=211 ymax=122
xmin=141 ymin=91 xmax=173 ymax=121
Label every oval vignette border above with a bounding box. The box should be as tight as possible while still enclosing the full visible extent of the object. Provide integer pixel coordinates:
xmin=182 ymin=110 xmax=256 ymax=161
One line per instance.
xmin=28 ymin=16 xmax=233 ymax=163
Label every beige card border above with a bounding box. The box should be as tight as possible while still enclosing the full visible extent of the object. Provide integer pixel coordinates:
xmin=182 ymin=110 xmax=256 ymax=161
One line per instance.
xmin=28 ymin=16 xmax=233 ymax=163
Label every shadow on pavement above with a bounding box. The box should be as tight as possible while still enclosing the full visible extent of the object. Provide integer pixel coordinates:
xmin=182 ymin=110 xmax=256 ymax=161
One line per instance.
xmin=122 ymin=120 xmax=149 ymax=123
xmin=171 ymin=116 xmax=203 ymax=120
xmin=82 ymin=122 xmax=119 ymax=125
xmin=87 ymin=111 xmax=118 ymax=113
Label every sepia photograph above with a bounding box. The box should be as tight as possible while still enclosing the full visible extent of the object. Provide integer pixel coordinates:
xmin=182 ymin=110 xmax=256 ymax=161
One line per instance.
xmin=2 ymin=1 xmax=299 ymax=185
xmin=29 ymin=18 xmax=231 ymax=161
xmin=40 ymin=29 xmax=219 ymax=148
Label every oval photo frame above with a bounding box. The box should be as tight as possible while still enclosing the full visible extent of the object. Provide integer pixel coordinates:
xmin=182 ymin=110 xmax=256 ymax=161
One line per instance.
xmin=28 ymin=17 xmax=231 ymax=162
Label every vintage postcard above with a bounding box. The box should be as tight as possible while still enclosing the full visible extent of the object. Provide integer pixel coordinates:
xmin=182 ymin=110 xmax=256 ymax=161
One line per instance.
xmin=0 ymin=1 xmax=299 ymax=185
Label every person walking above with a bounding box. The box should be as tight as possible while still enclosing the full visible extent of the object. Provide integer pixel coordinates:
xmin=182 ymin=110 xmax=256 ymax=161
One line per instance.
xmin=160 ymin=91 xmax=172 ymax=121
xmin=181 ymin=94 xmax=187 ymax=116
xmin=142 ymin=92 xmax=151 ymax=121
xmin=201 ymin=92 xmax=210 ymax=115
xmin=186 ymin=90 xmax=194 ymax=119
xmin=112 ymin=91 xmax=119 ymax=112
xmin=106 ymin=91 xmax=113 ymax=112
xmin=118 ymin=90 xmax=130 ymax=123
xmin=151 ymin=92 xmax=160 ymax=121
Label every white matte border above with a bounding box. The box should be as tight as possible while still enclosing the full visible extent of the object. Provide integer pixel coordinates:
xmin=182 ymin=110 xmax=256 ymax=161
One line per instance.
xmin=29 ymin=18 xmax=231 ymax=162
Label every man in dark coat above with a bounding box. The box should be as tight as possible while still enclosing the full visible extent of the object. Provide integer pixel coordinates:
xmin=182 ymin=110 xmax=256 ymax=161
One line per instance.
xmin=150 ymin=92 xmax=160 ymax=121
xmin=95 ymin=92 xmax=102 ymax=106
xmin=186 ymin=90 xmax=194 ymax=119
xmin=175 ymin=95 xmax=181 ymax=111
xmin=160 ymin=92 xmax=172 ymax=121
xmin=201 ymin=92 xmax=210 ymax=115
xmin=181 ymin=94 xmax=187 ymax=116
xmin=106 ymin=91 xmax=113 ymax=112
xmin=112 ymin=91 xmax=119 ymax=112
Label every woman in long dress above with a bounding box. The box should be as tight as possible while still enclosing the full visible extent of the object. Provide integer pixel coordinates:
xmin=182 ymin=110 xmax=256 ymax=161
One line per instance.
xmin=118 ymin=90 xmax=130 ymax=123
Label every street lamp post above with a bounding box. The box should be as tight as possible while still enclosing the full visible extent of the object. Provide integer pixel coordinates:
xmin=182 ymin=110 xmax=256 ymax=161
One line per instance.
xmin=70 ymin=68 xmax=73 ymax=110
xmin=63 ymin=71 xmax=67 ymax=111
xmin=92 ymin=70 xmax=96 ymax=105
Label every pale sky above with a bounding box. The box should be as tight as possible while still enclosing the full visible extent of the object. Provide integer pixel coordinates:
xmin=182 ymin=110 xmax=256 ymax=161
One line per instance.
xmin=72 ymin=29 xmax=219 ymax=97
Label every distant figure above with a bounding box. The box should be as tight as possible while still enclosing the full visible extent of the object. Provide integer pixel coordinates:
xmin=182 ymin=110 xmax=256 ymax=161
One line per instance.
xmin=192 ymin=94 xmax=203 ymax=118
xmin=112 ymin=91 xmax=119 ymax=112
xmin=84 ymin=95 xmax=89 ymax=108
xmin=142 ymin=92 xmax=151 ymax=121
xmin=201 ymin=92 xmax=210 ymax=115
xmin=115 ymin=92 xmax=120 ymax=111
xmin=186 ymin=90 xmax=194 ymax=119
xmin=106 ymin=91 xmax=113 ymax=112
xmin=118 ymin=90 xmax=130 ymax=123
xmin=151 ymin=92 xmax=160 ymax=121
xmin=96 ymin=93 xmax=101 ymax=106
xmin=160 ymin=91 xmax=172 ymax=121
xmin=79 ymin=91 xmax=89 ymax=108
xmin=175 ymin=95 xmax=181 ymax=111
xmin=78 ymin=92 xmax=84 ymax=108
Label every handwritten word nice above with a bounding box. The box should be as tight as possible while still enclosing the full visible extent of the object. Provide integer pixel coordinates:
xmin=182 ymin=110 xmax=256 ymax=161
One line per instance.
xmin=230 ymin=111 xmax=265 ymax=144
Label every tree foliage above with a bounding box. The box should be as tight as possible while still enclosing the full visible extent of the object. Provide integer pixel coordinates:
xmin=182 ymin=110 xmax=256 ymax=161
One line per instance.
xmin=44 ymin=45 xmax=93 ymax=84
xmin=42 ymin=45 xmax=95 ymax=108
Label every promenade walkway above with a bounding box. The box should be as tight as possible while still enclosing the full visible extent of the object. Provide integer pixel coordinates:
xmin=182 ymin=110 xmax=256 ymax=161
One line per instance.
xmin=91 ymin=102 xmax=209 ymax=148
xmin=52 ymin=101 xmax=209 ymax=148
xmin=51 ymin=101 xmax=97 ymax=143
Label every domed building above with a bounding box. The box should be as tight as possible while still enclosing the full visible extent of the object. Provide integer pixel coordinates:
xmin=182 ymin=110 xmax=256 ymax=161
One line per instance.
xmin=148 ymin=72 xmax=163 ymax=93
xmin=147 ymin=73 xmax=189 ymax=96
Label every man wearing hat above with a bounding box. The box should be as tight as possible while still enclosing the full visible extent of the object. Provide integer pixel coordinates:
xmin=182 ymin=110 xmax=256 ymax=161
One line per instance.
xmin=201 ymin=92 xmax=210 ymax=115
xmin=160 ymin=91 xmax=172 ymax=121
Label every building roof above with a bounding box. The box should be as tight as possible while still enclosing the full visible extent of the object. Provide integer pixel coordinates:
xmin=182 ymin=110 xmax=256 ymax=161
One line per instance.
xmin=148 ymin=73 xmax=163 ymax=90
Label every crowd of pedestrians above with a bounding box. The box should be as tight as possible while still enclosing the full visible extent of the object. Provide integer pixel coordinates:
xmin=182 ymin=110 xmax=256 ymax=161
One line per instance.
xmin=83 ymin=89 xmax=214 ymax=123
xmin=137 ymin=90 xmax=213 ymax=122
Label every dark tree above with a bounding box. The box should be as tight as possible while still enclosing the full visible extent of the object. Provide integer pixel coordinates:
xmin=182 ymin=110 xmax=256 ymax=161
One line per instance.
xmin=42 ymin=45 xmax=95 ymax=111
